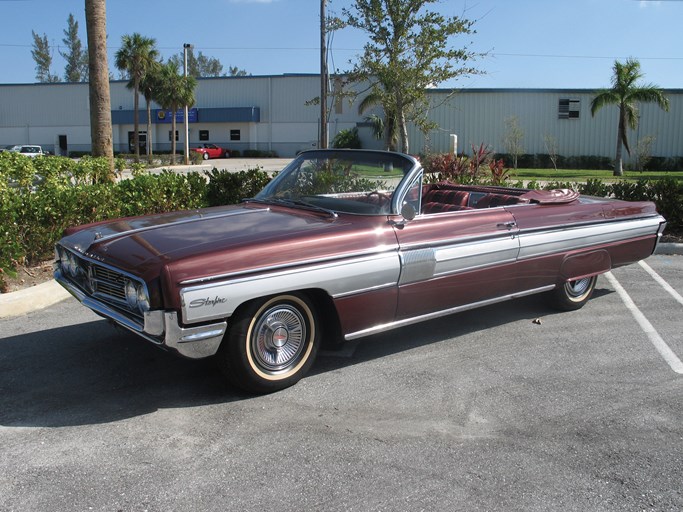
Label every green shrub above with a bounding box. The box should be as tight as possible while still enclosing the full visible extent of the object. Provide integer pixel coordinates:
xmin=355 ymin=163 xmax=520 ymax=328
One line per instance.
xmin=332 ymin=127 xmax=362 ymax=149
xmin=206 ymin=167 xmax=271 ymax=206
xmin=579 ymin=178 xmax=611 ymax=197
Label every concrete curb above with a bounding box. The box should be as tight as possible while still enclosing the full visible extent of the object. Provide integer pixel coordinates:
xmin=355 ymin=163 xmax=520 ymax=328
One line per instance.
xmin=0 ymin=279 xmax=71 ymax=320
xmin=654 ymin=243 xmax=683 ymax=256
xmin=1 ymin=244 xmax=682 ymax=321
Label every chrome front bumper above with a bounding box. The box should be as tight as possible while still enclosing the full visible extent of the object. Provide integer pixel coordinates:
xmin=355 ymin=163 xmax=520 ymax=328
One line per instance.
xmin=55 ymin=270 xmax=227 ymax=359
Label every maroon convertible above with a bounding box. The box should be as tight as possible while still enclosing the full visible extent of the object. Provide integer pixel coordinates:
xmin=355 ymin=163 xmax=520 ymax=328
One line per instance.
xmin=55 ymin=150 xmax=666 ymax=392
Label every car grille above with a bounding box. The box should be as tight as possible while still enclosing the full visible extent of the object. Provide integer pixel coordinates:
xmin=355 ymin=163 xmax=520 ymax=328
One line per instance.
xmin=89 ymin=264 xmax=127 ymax=302
xmin=58 ymin=247 xmax=141 ymax=316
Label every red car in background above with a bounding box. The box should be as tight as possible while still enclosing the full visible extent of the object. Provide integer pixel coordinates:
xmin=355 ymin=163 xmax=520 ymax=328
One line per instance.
xmin=192 ymin=143 xmax=231 ymax=160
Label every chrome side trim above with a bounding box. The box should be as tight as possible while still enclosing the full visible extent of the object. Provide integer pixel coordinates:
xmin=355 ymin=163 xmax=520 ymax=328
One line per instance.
xmin=180 ymin=248 xmax=397 ymax=286
xmin=433 ymin=236 xmax=519 ymax=277
xmin=344 ymin=285 xmax=555 ymax=340
xmin=180 ymin=252 xmax=402 ymax=324
xmin=517 ymin=216 xmax=664 ymax=260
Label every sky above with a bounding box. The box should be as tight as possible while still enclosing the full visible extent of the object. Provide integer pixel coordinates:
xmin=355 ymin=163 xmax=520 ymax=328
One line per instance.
xmin=0 ymin=0 xmax=682 ymax=90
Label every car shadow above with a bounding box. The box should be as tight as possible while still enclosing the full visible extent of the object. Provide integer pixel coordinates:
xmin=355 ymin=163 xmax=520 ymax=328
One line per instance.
xmin=0 ymin=288 xmax=613 ymax=428
xmin=0 ymin=320 xmax=240 ymax=428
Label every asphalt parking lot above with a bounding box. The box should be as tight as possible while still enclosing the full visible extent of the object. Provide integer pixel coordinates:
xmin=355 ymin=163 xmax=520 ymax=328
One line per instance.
xmin=1 ymin=255 xmax=681 ymax=511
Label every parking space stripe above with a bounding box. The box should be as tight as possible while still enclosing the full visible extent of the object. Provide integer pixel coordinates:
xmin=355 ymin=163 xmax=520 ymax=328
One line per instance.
xmin=639 ymin=260 xmax=683 ymax=307
xmin=605 ymin=271 xmax=683 ymax=375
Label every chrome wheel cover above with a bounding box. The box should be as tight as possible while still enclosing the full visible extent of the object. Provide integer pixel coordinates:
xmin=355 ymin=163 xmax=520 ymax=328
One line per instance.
xmin=565 ymin=277 xmax=592 ymax=298
xmin=251 ymin=305 xmax=307 ymax=374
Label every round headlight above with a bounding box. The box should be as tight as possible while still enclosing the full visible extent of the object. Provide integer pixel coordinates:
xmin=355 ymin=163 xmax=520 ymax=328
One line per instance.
xmin=59 ymin=250 xmax=70 ymax=274
xmin=125 ymin=280 xmax=139 ymax=309
xmin=136 ymin=285 xmax=150 ymax=312
xmin=67 ymin=253 xmax=79 ymax=276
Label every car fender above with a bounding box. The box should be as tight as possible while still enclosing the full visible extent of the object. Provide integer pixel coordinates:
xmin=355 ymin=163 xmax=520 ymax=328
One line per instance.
xmin=559 ymin=249 xmax=611 ymax=282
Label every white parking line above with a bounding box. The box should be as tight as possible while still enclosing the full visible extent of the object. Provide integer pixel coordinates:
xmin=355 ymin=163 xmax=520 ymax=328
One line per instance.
xmin=605 ymin=271 xmax=683 ymax=374
xmin=639 ymin=260 xmax=683 ymax=307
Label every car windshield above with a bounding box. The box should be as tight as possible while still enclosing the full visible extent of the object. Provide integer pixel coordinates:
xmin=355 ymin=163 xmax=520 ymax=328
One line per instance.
xmin=254 ymin=150 xmax=419 ymax=215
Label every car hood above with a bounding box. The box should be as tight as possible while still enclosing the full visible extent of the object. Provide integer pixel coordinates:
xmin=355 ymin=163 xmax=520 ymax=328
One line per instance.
xmin=60 ymin=203 xmax=396 ymax=283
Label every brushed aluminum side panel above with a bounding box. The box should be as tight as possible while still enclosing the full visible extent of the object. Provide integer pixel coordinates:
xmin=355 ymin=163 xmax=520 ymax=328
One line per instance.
xmin=180 ymin=252 xmax=401 ymax=324
xmin=518 ymin=217 xmax=663 ymax=260
xmin=433 ymin=236 xmax=519 ymax=276
xmin=399 ymin=248 xmax=436 ymax=285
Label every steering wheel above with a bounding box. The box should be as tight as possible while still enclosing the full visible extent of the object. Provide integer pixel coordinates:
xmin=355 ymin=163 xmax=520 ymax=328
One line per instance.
xmin=366 ymin=191 xmax=391 ymax=212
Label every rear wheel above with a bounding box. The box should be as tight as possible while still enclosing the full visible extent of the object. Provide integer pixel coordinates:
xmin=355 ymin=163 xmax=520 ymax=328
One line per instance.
xmin=202 ymin=152 xmax=209 ymax=160
xmin=217 ymin=293 xmax=320 ymax=393
xmin=550 ymin=275 xmax=597 ymax=311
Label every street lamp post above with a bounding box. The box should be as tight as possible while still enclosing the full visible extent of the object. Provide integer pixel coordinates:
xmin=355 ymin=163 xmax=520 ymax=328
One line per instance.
xmin=183 ymin=43 xmax=193 ymax=165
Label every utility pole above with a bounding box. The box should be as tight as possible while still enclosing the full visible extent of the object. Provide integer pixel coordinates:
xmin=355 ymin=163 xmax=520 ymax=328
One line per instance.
xmin=183 ymin=43 xmax=192 ymax=165
xmin=320 ymin=0 xmax=328 ymax=149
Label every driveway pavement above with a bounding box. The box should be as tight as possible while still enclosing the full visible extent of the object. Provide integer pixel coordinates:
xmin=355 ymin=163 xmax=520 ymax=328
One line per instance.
xmin=1 ymin=255 xmax=682 ymax=511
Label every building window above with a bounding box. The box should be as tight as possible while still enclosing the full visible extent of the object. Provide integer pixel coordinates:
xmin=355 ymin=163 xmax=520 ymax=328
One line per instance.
xmin=168 ymin=130 xmax=179 ymax=141
xmin=230 ymin=129 xmax=241 ymax=141
xmin=199 ymin=130 xmax=209 ymax=141
xmin=559 ymin=98 xmax=580 ymax=119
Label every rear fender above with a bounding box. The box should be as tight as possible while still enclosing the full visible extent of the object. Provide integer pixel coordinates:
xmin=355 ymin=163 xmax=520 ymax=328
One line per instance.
xmin=560 ymin=249 xmax=611 ymax=282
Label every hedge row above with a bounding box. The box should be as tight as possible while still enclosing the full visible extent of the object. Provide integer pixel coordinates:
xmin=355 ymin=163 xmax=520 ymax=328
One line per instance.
xmin=0 ymin=153 xmax=271 ymax=290
xmin=1 ymin=152 xmax=681 ymax=292
xmin=494 ymin=153 xmax=683 ymax=172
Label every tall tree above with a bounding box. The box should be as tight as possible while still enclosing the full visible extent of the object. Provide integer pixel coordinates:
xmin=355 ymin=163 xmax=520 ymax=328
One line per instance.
xmin=358 ymin=90 xmax=398 ymax=151
xmin=168 ymin=49 xmax=248 ymax=78
xmin=31 ymin=31 xmax=60 ymax=83
xmin=591 ymin=58 xmax=669 ymax=176
xmin=115 ymin=33 xmax=159 ymax=162
xmin=84 ymin=0 xmax=114 ymax=174
xmin=341 ymin=0 xmax=479 ymax=154
xmin=60 ymin=14 xmax=88 ymax=82
xmin=138 ymin=60 xmax=163 ymax=162
xmin=155 ymin=61 xmax=197 ymax=165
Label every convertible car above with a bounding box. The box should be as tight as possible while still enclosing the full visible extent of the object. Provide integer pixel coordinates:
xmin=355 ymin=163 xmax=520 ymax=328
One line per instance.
xmin=55 ymin=150 xmax=666 ymax=393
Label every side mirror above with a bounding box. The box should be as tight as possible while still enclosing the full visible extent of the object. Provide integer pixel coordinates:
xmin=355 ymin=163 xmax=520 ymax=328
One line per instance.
xmin=401 ymin=202 xmax=416 ymax=221
xmin=389 ymin=202 xmax=416 ymax=230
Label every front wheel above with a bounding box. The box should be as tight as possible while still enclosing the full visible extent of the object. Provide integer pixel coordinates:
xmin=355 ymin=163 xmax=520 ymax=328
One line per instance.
xmin=549 ymin=275 xmax=597 ymax=311
xmin=202 ymin=152 xmax=209 ymax=160
xmin=217 ymin=293 xmax=320 ymax=393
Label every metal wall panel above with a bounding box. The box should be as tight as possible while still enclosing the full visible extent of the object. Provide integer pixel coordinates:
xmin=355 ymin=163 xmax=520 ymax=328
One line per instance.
xmin=410 ymin=89 xmax=682 ymax=161
xmin=1 ymin=78 xmax=681 ymax=159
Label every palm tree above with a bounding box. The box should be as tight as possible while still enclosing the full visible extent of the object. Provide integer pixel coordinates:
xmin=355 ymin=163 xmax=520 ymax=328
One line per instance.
xmin=115 ymin=33 xmax=159 ymax=162
xmin=155 ymin=61 xmax=196 ymax=165
xmin=138 ymin=60 xmax=163 ymax=163
xmin=84 ymin=0 xmax=114 ymax=175
xmin=591 ymin=58 xmax=669 ymax=176
xmin=358 ymin=90 xmax=399 ymax=151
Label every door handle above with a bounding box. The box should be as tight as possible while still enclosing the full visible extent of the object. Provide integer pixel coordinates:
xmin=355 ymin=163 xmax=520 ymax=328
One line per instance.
xmin=497 ymin=221 xmax=517 ymax=230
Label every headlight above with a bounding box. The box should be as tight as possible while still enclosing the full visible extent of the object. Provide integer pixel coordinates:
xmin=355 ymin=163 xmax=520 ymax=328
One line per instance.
xmin=125 ymin=279 xmax=150 ymax=313
xmin=59 ymin=250 xmax=70 ymax=273
xmin=67 ymin=252 xmax=79 ymax=276
xmin=125 ymin=280 xmax=139 ymax=309
xmin=137 ymin=285 xmax=150 ymax=312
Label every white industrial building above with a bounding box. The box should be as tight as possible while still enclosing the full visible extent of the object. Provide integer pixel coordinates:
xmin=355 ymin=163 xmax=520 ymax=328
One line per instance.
xmin=0 ymin=74 xmax=680 ymax=161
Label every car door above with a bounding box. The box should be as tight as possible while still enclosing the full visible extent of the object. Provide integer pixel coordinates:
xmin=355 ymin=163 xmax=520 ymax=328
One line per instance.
xmin=392 ymin=204 xmax=521 ymax=321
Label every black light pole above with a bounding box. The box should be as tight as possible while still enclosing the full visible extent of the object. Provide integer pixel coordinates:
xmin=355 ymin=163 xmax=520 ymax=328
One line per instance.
xmin=320 ymin=0 xmax=328 ymax=149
